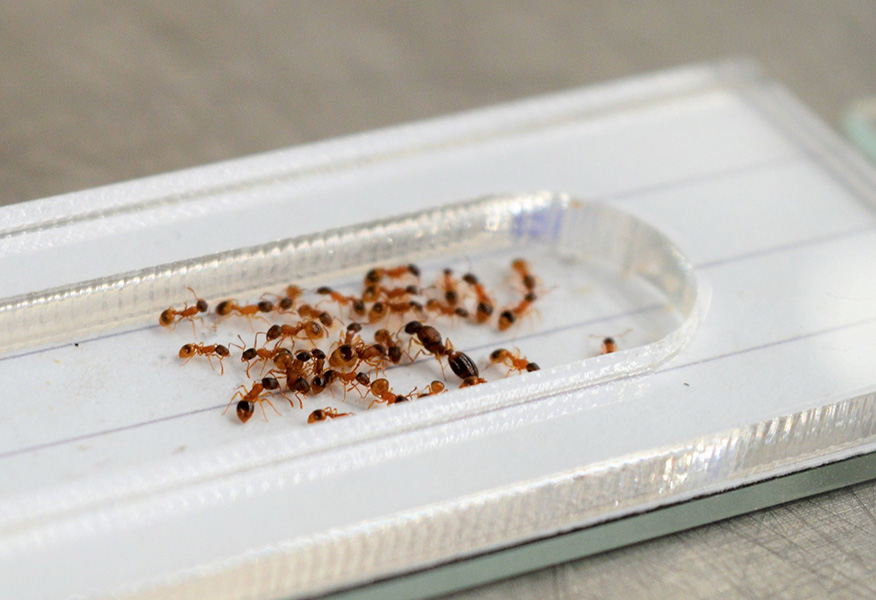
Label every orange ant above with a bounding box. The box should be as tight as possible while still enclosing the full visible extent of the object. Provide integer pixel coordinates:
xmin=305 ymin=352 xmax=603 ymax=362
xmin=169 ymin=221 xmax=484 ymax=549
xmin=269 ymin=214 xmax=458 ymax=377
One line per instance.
xmin=329 ymin=344 xmax=358 ymax=371
xmin=338 ymin=322 xmax=364 ymax=347
xmin=310 ymin=348 xmax=327 ymax=376
xmin=316 ymin=287 xmax=367 ymax=318
xmin=364 ymin=264 xmax=421 ymax=287
xmin=178 ymin=342 xmax=230 ymax=374
xmin=356 ymin=343 xmax=389 ymax=373
xmin=590 ymin=329 xmax=631 ymax=354
xmin=424 ymin=298 xmax=470 ymax=320
xmin=438 ymin=268 xmax=460 ymax=306
xmin=297 ymin=303 xmax=339 ymax=329
xmin=159 ymin=288 xmax=209 ymax=331
xmin=328 ymin=341 xmax=386 ymax=374
xmin=459 ymin=376 xmax=488 ymax=388
xmin=374 ymin=328 xmax=408 ymax=365
xmin=461 ymin=273 xmax=495 ymax=323
xmin=273 ymin=348 xmax=315 ymax=379
xmin=215 ymin=298 xmax=272 ymax=327
xmin=282 ymin=371 xmax=312 ymax=408
xmin=275 ymin=285 xmax=304 ymax=312
xmin=361 ymin=284 xmax=420 ymax=303
xmin=308 ymin=407 xmax=353 ymax=424
xmin=497 ymin=292 xmax=538 ymax=331
xmin=224 ymin=376 xmax=285 ymax=423
xmin=489 ymin=348 xmax=540 ymax=375
xmin=417 ymin=380 xmax=446 ymax=397
xmin=263 ymin=320 xmax=326 ymax=347
xmin=368 ymin=300 xmax=424 ymax=323
xmin=311 ymin=369 xmax=370 ymax=399
xmin=231 ymin=335 xmax=285 ymax=377
xmin=367 ymin=301 xmax=389 ymax=324
xmin=368 ymin=378 xmax=417 ymax=408
xmin=511 ymin=258 xmax=538 ymax=292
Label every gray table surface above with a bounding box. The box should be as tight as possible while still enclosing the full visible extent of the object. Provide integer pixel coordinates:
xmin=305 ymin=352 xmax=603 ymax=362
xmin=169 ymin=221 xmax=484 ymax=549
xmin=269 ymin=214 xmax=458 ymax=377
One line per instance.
xmin=4 ymin=2 xmax=876 ymax=598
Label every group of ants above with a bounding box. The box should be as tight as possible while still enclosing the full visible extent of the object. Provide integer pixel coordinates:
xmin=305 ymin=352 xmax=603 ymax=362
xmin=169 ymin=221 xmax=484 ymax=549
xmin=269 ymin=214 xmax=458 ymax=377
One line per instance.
xmin=159 ymin=259 xmax=619 ymax=425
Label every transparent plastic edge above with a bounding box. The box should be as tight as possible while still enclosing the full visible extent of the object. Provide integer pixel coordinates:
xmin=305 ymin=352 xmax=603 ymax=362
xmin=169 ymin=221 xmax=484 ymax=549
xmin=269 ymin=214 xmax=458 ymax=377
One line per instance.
xmin=115 ymin=384 xmax=876 ymax=600
xmin=0 ymin=58 xmax=760 ymax=240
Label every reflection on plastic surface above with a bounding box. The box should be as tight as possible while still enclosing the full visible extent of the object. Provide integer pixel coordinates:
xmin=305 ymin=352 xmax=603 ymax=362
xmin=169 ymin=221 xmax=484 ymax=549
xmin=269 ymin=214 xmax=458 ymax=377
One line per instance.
xmin=0 ymin=192 xmax=703 ymax=382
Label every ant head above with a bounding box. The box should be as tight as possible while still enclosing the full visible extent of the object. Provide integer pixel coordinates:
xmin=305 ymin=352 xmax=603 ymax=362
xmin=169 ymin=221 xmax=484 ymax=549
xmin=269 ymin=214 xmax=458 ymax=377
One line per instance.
xmin=490 ymin=348 xmax=506 ymax=361
xmin=365 ymin=269 xmax=381 ymax=284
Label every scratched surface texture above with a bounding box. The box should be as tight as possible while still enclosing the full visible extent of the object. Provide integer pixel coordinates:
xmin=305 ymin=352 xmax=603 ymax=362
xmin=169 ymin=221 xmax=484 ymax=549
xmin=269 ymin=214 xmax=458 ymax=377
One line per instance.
xmin=4 ymin=2 xmax=876 ymax=598
xmin=441 ymin=482 xmax=876 ymax=599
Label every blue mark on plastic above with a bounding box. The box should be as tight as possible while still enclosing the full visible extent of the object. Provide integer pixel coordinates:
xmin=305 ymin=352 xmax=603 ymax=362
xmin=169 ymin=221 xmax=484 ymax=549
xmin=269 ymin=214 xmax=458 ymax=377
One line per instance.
xmin=512 ymin=207 xmax=561 ymax=241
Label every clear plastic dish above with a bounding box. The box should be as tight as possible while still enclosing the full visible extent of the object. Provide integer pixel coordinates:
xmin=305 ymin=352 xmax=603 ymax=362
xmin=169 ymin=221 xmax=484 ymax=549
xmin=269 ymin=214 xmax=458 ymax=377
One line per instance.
xmin=0 ymin=190 xmax=703 ymax=532
xmin=0 ymin=192 xmax=701 ymax=428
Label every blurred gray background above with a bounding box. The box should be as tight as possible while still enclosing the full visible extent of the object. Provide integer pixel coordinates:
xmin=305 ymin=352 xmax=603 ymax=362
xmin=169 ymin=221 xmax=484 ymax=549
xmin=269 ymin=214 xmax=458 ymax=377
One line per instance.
xmin=2 ymin=1 xmax=876 ymax=205
xmin=4 ymin=2 xmax=876 ymax=598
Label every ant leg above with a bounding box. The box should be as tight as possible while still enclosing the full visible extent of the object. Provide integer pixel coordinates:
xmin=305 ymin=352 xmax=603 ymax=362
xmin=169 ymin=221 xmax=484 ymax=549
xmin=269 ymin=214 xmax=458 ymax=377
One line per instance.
xmin=223 ymin=388 xmax=245 ymax=415
xmin=287 ymin=391 xmax=303 ymax=410
xmin=230 ymin=335 xmax=247 ymax=353
xmin=186 ymin=315 xmax=205 ymax=336
xmin=433 ymin=354 xmax=447 ymax=378
xmin=260 ymin=396 xmax=282 ymax=419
